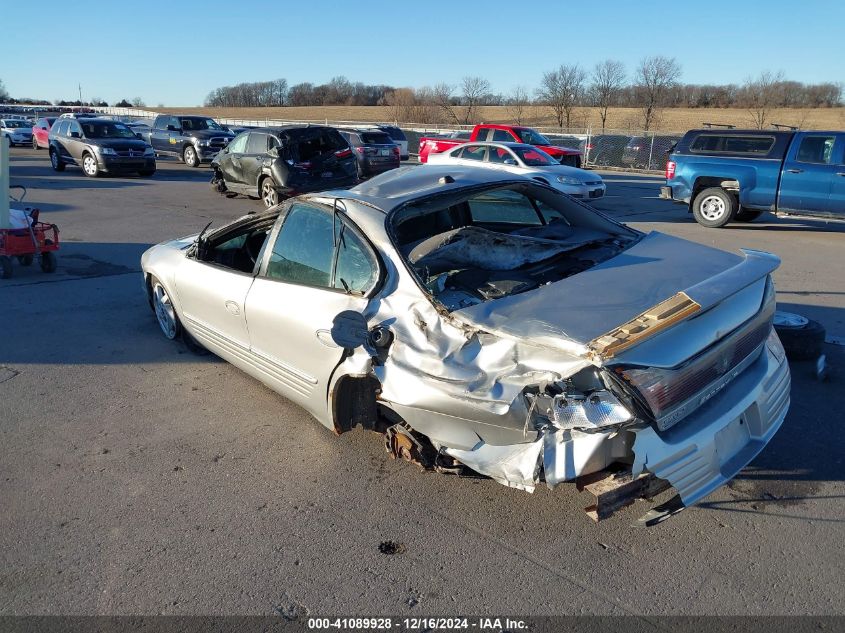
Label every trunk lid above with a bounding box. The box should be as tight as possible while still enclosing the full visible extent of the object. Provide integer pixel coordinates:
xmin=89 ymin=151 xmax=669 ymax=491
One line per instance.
xmin=453 ymin=231 xmax=779 ymax=362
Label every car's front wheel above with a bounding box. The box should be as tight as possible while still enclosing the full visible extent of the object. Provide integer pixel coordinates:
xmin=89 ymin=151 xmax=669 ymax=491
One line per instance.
xmin=692 ymin=187 xmax=736 ymax=228
xmin=150 ymin=276 xmax=181 ymax=340
xmin=32 ymin=137 xmax=40 ymax=150
xmin=260 ymin=177 xmax=279 ymax=208
xmin=183 ymin=145 xmax=199 ymax=168
xmin=50 ymin=149 xmax=65 ymax=171
xmin=82 ymin=152 xmax=100 ymax=178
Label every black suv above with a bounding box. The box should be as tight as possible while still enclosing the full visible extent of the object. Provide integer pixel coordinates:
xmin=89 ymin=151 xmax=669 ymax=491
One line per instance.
xmin=49 ymin=118 xmax=156 ymax=177
xmin=211 ymin=125 xmax=357 ymax=207
xmin=337 ymin=128 xmax=400 ymax=178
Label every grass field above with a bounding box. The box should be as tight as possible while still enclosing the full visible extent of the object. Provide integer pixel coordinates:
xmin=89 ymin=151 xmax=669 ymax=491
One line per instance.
xmin=166 ymin=105 xmax=845 ymax=132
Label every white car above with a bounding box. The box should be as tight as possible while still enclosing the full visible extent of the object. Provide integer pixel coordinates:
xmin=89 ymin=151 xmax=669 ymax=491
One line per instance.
xmin=427 ymin=141 xmax=606 ymax=200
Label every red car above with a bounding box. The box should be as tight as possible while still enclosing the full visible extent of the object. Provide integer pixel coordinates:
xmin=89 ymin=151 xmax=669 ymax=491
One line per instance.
xmin=31 ymin=117 xmax=56 ymax=150
xmin=419 ymin=123 xmax=582 ymax=167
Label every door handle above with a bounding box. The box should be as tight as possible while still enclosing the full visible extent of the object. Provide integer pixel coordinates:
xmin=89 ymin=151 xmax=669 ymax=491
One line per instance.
xmin=787 ymin=168 xmax=804 ymax=174
xmin=224 ymin=300 xmax=241 ymax=315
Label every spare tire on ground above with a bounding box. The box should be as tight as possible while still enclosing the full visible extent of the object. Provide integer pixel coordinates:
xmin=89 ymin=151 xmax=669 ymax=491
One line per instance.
xmin=773 ymin=311 xmax=826 ymax=361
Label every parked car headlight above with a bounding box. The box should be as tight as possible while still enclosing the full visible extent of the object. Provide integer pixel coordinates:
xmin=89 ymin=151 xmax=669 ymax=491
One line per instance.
xmin=143 ymin=147 xmax=155 ymax=156
xmin=556 ymin=176 xmax=582 ymax=185
xmin=98 ymin=147 xmax=117 ymax=156
xmin=551 ymin=389 xmax=632 ymax=430
xmin=766 ymin=329 xmax=786 ymax=364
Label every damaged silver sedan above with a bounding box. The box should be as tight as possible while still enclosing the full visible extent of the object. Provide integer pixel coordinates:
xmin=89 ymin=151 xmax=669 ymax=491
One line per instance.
xmin=141 ymin=166 xmax=790 ymax=524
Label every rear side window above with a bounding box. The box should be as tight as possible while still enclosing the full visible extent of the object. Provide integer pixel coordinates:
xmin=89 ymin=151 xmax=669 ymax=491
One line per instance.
xmin=334 ymin=226 xmax=378 ymax=294
xmin=690 ymin=134 xmax=775 ymax=155
xmin=795 ymin=135 xmax=836 ymax=164
xmin=458 ymin=145 xmax=486 ymax=161
xmin=228 ymin=133 xmax=248 ymax=154
xmin=266 ymin=204 xmax=335 ymax=287
xmin=468 ymin=189 xmax=542 ymax=225
xmin=360 ymin=132 xmax=392 ymax=144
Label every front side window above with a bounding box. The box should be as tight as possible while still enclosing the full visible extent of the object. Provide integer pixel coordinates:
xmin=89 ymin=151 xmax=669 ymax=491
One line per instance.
xmin=227 ymin=133 xmax=248 ymax=154
xmin=515 ymin=128 xmax=551 ymax=145
xmin=246 ymin=133 xmax=268 ymax=154
xmin=488 ymin=146 xmax=513 ymax=164
xmin=491 ymin=129 xmax=512 ymax=142
xmin=795 ymin=135 xmax=836 ymax=164
xmin=266 ymin=204 xmax=335 ymax=287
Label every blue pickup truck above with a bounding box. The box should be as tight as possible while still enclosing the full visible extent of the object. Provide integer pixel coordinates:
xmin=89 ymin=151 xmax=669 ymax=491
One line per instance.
xmin=660 ymin=129 xmax=845 ymax=227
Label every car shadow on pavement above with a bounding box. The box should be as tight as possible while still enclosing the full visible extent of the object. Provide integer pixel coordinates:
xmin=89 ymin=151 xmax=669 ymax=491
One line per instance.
xmin=698 ymin=302 xmax=845 ymax=522
xmin=0 ymin=241 xmax=223 ymax=367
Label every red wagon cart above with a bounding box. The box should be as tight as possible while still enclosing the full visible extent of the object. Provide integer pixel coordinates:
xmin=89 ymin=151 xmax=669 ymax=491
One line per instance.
xmin=0 ymin=185 xmax=59 ymax=279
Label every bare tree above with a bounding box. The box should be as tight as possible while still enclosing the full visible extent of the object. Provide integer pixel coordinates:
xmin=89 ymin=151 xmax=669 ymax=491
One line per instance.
xmin=433 ymin=83 xmax=460 ymax=124
xmin=635 ymin=56 xmax=682 ymax=131
xmin=506 ymin=86 xmax=531 ymax=125
xmin=591 ymin=60 xmax=625 ymax=131
xmin=131 ymin=96 xmax=146 ymax=107
xmin=741 ymin=71 xmax=784 ymax=129
xmin=460 ymin=76 xmax=491 ymax=124
xmin=0 ymin=79 xmax=9 ymax=101
xmin=382 ymin=87 xmax=417 ymax=123
xmin=537 ymin=64 xmax=586 ymax=129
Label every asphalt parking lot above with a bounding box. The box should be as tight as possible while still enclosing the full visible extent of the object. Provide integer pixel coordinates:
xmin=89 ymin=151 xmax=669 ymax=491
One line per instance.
xmin=2 ymin=148 xmax=844 ymax=618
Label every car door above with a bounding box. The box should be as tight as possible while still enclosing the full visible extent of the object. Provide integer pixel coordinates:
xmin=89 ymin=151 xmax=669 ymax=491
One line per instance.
xmin=149 ymin=116 xmax=168 ymax=152
xmin=778 ymin=133 xmax=838 ymax=214
xmin=244 ymin=202 xmax=378 ymax=417
xmin=174 ymin=251 xmax=254 ymax=352
xmin=217 ymin=132 xmax=249 ymax=191
xmin=64 ymin=120 xmax=84 ymax=163
xmin=241 ymin=132 xmax=268 ymax=195
xmin=827 ymin=133 xmax=845 ymax=218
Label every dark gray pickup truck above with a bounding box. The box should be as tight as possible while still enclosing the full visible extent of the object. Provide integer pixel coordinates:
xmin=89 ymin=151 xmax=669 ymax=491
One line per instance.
xmin=141 ymin=114 xmax=235 ymax=167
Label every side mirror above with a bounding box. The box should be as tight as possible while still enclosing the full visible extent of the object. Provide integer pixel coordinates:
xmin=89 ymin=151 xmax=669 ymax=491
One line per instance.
xmin=503 ymin=158 xmax=517 ymax=166
xmin=69 ymin=131 xmax=80 ymax=138
xmin=268 ymin=146 xmax=279 ymax=158
xmin=135 ymin=132 xmax=143 ymax=139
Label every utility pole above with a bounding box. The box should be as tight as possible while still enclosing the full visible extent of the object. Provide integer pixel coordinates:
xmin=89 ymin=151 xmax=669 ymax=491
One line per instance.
xmin=78 ymin=83 xmax=82 ymax=103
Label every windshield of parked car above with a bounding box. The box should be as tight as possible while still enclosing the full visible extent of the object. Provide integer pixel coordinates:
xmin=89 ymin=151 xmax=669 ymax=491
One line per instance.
xmin=360 ymin=132 xmax=393 ymax=145
xmin=81 ymin=122 xmax=138 ymax=139
xmin=514 ymin=128 xmax=551 ymax=146
xmin=512 ymin=146 xmax=555 ymax=166
xmin=3 ymin=120 xmax=29 ymax=129
xmin=180 ymin=117 xmax=223 ymax=131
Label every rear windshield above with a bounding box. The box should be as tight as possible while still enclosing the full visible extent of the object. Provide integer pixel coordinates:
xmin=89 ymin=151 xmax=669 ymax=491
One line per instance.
xmin=689 ymin=134 xmax=775 ymax=155
xmin=360 ymin=132 xmax=393 ymax=145
xmin=290 ymin=129 xmax=347 ymax=160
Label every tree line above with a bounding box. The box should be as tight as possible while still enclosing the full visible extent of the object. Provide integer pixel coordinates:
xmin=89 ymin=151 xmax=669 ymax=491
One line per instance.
xmin=198 ymin=61 xmax=841 ymax=131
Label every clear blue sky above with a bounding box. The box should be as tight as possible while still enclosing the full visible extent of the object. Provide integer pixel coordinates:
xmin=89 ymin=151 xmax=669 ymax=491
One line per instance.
xmin=2 ymin=0 xmax=843 ymax=106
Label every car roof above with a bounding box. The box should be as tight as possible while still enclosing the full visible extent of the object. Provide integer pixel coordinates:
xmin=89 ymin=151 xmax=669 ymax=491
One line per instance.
xmin=247 ymin=125 xmax=335 ymax=135
xmin=311 ymin=165 xmax=529 ymax=214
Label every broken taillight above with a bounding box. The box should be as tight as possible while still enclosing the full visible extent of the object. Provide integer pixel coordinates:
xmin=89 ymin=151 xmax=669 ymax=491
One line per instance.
xmin=294 ymin=161 xmax=312 ymax=170
xmin=666 ymin=160 xmax=676 ymax=180
xmin=334 ymin=148 xmax=352 ymax=159
xmin=392 ymin=146 xmax=400 ymax=157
